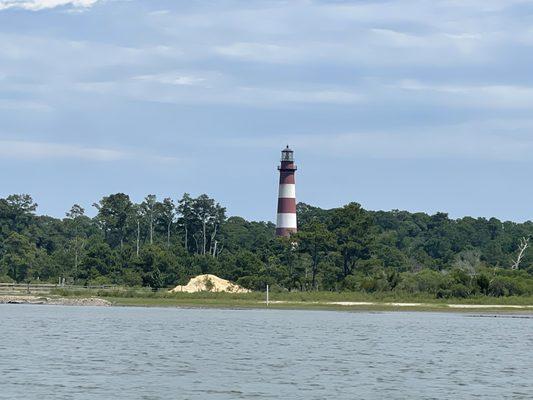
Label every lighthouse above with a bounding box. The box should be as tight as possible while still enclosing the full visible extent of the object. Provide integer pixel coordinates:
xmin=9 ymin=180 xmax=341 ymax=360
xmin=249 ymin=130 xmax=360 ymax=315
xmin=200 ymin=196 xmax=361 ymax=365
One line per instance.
xmin=276 ymin=145 xmax=297 ymax=237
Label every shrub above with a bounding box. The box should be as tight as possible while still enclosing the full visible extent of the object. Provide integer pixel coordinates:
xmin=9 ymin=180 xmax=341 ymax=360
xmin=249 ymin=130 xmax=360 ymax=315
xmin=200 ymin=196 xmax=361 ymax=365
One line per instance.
xmin=450 ymin=283 xmax=470 ymax=298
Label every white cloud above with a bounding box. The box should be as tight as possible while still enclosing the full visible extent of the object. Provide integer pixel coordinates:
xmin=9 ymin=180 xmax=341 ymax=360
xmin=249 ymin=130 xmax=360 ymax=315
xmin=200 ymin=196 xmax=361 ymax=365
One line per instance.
xmin=76 ymin=77 xmax=364 ymax=106
xmin=133 ymin=73 xmax=206 ymax=86
xmin=0 ymin=0 xmax=98 ymax=11
xmin=231 ymin=87 xmax=364 ymax=105
xmin=148 ymin=10 xmax=169 ymax=16
xmin=212 ymin=28 xmax=488 ymax=66
xmin=301 ymin=132 xmax=533 ymax=161
xmin=0 ymin=99 xmax=52 ymax=111
xmin=215 ymin=42 xmax=301 ymax=64
xmin=369 ymin=29 xmax=426 ymax=48
xmin=0 ymin=140 xmax=178 ymax=163
xmin=223 ymin=121 xmax=533 ymax=162
xmin=393 ymin=80 xmax=533 ymax=109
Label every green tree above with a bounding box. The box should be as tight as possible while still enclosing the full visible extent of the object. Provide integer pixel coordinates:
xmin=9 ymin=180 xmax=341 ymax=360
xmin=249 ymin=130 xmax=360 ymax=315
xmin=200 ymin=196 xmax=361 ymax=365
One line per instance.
xmin=0 ymin=194 xmax=37 ymax=234
xmin=1 ymin=232 xmax=37 ymax=282
xmin=78 ymin=238 xmax=115 ymax=284
xmin=156 ymin=197 xmax=176 ymax=248
xmin=148 ymin=267 xmax=163 ymax=291
xmin=329 ymin=202 xmax=373 ymax=277
xmin=93 ymin=193 xmax=133 ymax=248
xmin=177 ymin=193 xmax=195 ymax=253
xmin=297 ymin=220 xmax=334 ymax=290
xmin=65 ymin=204 xmax=87 ymax=278
xmin=141 ymin=194 xmax=157 ymax=245
xmin=192 ymin=194 xmax=226 ymax=256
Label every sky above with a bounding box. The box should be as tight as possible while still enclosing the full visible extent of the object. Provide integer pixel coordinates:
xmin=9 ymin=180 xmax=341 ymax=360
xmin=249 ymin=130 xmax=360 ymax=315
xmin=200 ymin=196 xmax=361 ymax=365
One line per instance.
xmin=1 ymin=0 xmax=533 ymax=222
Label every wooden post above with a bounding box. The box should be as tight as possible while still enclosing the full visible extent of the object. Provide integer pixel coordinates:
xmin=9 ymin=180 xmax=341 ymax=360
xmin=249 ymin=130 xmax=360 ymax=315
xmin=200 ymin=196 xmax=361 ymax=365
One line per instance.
xmin=266 ymin=284 xmax=269 ymax=307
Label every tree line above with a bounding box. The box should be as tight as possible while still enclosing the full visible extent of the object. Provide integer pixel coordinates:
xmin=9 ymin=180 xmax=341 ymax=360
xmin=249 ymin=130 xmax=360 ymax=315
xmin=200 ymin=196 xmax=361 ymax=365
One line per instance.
xmin=0 ymin=193 xmax=532 ymax=298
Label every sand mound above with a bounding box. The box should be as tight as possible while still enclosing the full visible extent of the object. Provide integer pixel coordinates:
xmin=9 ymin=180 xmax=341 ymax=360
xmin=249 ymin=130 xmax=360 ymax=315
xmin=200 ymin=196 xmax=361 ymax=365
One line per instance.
xmin=169 ymin=274 xmax=250 ymax=293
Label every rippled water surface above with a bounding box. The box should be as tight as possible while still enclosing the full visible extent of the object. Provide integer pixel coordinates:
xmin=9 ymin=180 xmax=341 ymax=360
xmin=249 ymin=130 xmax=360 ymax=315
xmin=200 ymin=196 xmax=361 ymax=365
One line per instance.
xmin=0 ymin=305 xmax=532 ymax=399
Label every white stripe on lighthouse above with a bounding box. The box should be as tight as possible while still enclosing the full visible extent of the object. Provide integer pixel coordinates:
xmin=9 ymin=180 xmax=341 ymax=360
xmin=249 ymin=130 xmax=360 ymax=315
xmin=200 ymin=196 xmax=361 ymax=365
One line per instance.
xmin=278 ymin=184 xmax=296 ymax=198
xmin=276 ymin=213 xmax=297 ymax=228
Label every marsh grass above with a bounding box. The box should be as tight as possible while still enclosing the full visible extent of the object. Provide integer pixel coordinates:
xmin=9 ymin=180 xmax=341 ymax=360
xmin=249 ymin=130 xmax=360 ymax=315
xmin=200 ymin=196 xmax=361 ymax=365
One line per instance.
xmin=50 ymin=287 xmax=533 ymax=308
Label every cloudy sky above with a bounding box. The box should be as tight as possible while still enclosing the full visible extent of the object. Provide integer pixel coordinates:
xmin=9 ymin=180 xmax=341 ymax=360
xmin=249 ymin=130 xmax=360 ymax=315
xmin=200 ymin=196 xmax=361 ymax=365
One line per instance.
xmin=1 ymin=0 xmax=532 ymax=222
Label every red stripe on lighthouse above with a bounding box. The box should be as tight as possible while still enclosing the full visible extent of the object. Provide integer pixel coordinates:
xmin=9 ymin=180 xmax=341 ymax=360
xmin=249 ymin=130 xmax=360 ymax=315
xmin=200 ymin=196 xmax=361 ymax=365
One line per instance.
xmin=279 ymin=172 xmax=295 ymax=184
xmin=277 ymin=198 xmax=297 ymax=213
xmin=276 ymin=227 xmax=295 ymax=236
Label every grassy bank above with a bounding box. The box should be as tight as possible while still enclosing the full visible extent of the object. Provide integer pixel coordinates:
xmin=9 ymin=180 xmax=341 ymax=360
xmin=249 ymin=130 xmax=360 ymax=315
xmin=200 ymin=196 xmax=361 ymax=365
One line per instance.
xmin=48 ymin=288 xmax=533 ymax=312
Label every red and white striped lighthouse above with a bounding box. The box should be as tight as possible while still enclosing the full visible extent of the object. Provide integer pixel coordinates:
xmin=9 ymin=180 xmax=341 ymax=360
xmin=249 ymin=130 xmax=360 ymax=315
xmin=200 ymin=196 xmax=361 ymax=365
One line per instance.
xmin=276 ymin=145 xmax=297 ymax=237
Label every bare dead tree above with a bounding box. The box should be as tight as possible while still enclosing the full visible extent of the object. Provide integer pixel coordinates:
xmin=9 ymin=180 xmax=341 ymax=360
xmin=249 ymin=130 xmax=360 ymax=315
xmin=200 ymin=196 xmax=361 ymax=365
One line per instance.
xmin=141 ymin=194 xmax=156 ymax=246
xmin=136 ymin=219 xmax=140 ymax=257
xmin=209 ymin=225 xmax=218 ymax=256
xmin=216 ymin=243 xmax=224 ymax=258
xmin=212 ymin=240 xmax=217 ymax=257
xmin=193 ymin=234 xmax=200 ymax=255
xmin=511 ymin=236 xmax=530 ymax=270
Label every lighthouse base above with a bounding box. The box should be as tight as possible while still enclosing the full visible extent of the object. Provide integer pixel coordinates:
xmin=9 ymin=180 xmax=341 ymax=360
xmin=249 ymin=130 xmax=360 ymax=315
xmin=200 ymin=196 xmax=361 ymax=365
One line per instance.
xmin=276 ymin=227 xmax=297 ymax=237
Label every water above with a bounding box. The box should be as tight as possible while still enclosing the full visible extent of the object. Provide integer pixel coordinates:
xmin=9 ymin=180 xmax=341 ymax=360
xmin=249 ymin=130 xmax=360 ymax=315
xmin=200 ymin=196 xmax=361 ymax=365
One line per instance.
xmin=0 ymin=305 xmax=532 ymax=399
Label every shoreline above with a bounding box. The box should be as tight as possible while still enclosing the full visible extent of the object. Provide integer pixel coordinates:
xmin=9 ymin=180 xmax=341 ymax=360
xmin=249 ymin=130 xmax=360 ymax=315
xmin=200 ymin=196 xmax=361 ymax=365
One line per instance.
xmin=0 ymin=295 xmax=111 ymax=307
xmin=3 ymin=295 xmax=533 ymax=313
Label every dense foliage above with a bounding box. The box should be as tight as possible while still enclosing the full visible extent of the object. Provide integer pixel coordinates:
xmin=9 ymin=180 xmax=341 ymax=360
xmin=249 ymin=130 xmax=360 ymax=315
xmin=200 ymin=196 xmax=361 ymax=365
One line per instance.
xmin=1 ymin=193 xmax=532 ymax=298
